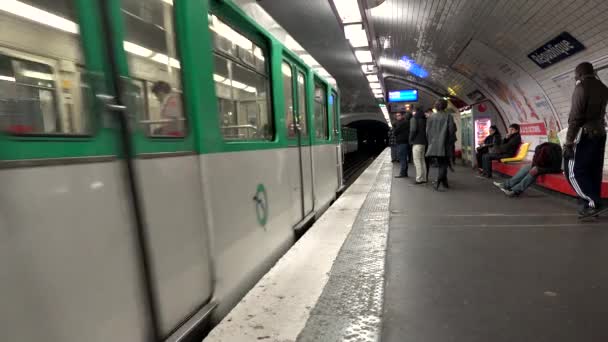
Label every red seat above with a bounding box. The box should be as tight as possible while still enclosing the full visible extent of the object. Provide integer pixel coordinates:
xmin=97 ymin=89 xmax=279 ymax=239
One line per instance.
xmin=491 ymin=160 xmax=608 ymax=198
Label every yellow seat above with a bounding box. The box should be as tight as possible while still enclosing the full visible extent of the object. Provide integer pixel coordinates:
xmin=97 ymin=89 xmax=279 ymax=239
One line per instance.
xmin=500 ymin=143 xmax=530 ymax=163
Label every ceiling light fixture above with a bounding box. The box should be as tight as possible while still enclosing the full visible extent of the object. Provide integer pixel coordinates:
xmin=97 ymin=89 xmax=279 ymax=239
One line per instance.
xmin=367 ymin=74 xmax=379 ymax=82
xmin=355 ymin=50 xmax=373 ymax=63
xmin=361 ymin=64 xmax=376 ymax=74
xmin=332 ymin=0 xmax=362 ymax=24
xmin=0 ymin=0 xmax=78 ymax=34
xmin=344 ymin=24 xmax=369 ymax=48
xmin=369 ymin=82 xmax=381 ymax=89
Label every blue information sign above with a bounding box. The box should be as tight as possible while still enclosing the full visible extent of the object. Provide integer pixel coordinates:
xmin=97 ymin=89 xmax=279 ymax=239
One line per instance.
xmin=388 ymin=89 xmax=418 ymax=102
xmin=528 ymin=32 xmax=585 ymax=69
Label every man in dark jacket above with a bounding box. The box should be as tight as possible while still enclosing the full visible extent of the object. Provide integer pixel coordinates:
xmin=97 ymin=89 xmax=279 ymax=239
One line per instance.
xmin=388 ymin=127 xmax=398 ymax=162
xmin=394 ymin=112 xmax=410 ymax=178
xmin=410 ymin=107 xmax=428 ymax=183
xmin=494 ymin=142 xmax=562 ymax=196
xmin=563 ymin=62 xmax=608 ymax=219
xmin=476 ymin=125 xmax=502 ymax=170
xmin=481 ymin=123 xmax=522 ymax=178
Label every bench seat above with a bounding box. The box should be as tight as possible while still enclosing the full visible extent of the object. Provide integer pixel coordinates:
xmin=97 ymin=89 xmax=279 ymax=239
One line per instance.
xmin=491 ymin=160 xmax=608 ymax=198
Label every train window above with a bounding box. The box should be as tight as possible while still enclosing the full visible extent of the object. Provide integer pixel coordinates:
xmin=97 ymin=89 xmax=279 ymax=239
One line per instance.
xmin=0 ymin=0 xmax=91 ymax=135
xmin=314 ymin=82 xmax=328 ymax=140
xmin=297 ymin=72 xmax=308 ymax=137
xmin=209 ymin=15 xmax=273 ymax=141
xmin=120 ymin=0 xmax=186 ymax=137
xmin=331 ymin=93 xmax=339 ymax=139
xmin=282 ymin=62 xmax=295 ymax=138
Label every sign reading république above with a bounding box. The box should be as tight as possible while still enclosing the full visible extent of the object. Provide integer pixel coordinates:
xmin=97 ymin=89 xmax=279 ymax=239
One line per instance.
xmin=528 ymin=32 xmax=585 ymax=69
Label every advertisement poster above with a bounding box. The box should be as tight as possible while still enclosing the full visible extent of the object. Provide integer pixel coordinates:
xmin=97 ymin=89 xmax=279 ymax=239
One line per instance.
xmin=474 ymin=118 xmax=492 ymax=148
xmin=453 ymin=40 xmax=560 ymax=148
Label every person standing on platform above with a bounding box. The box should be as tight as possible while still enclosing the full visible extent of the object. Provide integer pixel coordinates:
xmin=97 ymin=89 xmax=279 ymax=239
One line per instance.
xmin=393 ymin=112 xmax=410 ymax=178
xmin=563 ymin=62 xmax=608 ymax=219
xmin=426 ymin=99 xmax=456 ymax=190
xmin=410 ymin=107 xmax=428 ymax=184
xmin=388 ymin=127 xmax=398 ymax=162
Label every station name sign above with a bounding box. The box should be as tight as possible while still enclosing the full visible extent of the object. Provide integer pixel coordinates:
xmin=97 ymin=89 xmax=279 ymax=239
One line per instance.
xmin=528 ymin=32 xmax=585 ymax=69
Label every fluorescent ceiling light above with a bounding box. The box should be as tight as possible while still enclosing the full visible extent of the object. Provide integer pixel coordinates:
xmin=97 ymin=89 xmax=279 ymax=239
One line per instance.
xmin=355 ymin=50 xmax=373 ymax=63
xmin=162 ymin=0 xmax=173 ymax=4
xmin=332 ymin=0 xmax=362 ymax=24
xmin=21 ymin=70 xmax=54 ymax=80
xmin=344 ymin=24 xmax=368 ymax=48
xmin=213 ymin=74 xmax=225 ymax=82
xmin=374 ymin=93 xmax=384 ymax=98
xmin=361 ymin=64 xmax=375 ymax=74
xmin=369 ymin=82 xmax=381 ymax=89
xmin=0 ymin=0 xmax=79 ymax=34
xmin=124 ymin=41 xmax=154 ymax=58
xmin=367 ymin=75 xmax=379 ymax=82
xmin=150 ymin=53 xmax=180 ymax=69
xmin=0 ymin=75 xmax=16 ymax=82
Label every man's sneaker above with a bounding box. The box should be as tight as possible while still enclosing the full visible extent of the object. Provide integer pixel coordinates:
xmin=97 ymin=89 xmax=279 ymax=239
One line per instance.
xmin=578 ymin=207 xmax=599 ymax=220
xmin=500 ymin=187 xmax=517 ymax=197
xmin=579 ymin=206 xmax=608 ymax=220
xmin=493 ymin=181 xmax=505 ymax=189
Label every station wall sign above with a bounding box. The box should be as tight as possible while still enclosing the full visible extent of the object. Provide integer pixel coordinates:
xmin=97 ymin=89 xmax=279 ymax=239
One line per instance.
xmin=527 ymin=32 xmax=585 ymax=69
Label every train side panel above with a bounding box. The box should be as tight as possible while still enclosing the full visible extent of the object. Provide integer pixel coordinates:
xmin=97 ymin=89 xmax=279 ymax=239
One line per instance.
xmin=0 ymin=163 xmax=149 ymax=342
xmin=198 ymin=149 xmax=297 ymax=320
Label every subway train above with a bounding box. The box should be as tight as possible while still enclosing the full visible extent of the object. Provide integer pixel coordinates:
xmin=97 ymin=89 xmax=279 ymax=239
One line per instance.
xmin=0 ymin=1 xmax=346 ymax=341
xmin=341 ymin=126 xmax=359 ymax=154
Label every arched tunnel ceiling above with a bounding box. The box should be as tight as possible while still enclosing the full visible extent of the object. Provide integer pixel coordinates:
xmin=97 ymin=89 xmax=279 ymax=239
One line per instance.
xmin=257 ymin=0 xmax=382 ymax=117
xmin=254 ymin=0 xmax=608 ymax=134
xmin=367 ymin=0 xmax=608 ymax=134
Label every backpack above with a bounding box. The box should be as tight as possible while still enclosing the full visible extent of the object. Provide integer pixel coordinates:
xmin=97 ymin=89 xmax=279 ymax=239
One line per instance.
xmin=532 ymin=142 xmax=562 ymax=172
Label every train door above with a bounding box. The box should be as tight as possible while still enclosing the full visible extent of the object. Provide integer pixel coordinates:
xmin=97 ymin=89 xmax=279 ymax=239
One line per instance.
xmin=297 ymin=68 xmax=315 ymax=217
xmin=103 ymin=1 xmax=214 ymax=339
xmin=283 ymin=58 xmax=314 ymax=225
xmin=330 ymin=91 xmax=343 ymax=189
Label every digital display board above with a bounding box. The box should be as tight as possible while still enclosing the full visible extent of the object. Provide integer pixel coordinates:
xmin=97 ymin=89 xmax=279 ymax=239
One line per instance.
xmin=388 ymin=89 xmax=418 ymax=102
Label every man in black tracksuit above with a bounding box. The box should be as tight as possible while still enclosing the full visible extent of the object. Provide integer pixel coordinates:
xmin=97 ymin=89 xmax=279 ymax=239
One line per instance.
xmin=563 ymin=62 xmax=608 ymax=219
xmin=394 ymin=112 xmax=411 ymax=178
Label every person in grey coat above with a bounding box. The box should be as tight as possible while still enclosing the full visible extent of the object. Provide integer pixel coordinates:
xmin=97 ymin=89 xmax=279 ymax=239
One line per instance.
xmin=426 ymin=99 xmax=457 ymax=191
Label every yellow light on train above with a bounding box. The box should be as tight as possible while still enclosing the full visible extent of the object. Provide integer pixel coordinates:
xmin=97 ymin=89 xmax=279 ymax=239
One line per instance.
xmin=0 ymin=75 xmax=16 ymax=82
xmin=21 ymin=70 xmax=54 ymax=80
xmin=123 ymin=41 xmax=154 ymax=58
xmin=150 ymin=53 xmax=180 ymax=69
xmin=0 ymin=0 xmax=78 ymax=34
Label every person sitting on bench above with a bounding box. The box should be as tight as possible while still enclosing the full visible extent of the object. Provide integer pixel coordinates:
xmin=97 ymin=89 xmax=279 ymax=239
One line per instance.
xmin=481 ymin=123 xmax=522 ymax=178
xmin=476 ymin=125 xmax=502 ymax=171
xmin=494 ymin=142 xmax=563 ymax=196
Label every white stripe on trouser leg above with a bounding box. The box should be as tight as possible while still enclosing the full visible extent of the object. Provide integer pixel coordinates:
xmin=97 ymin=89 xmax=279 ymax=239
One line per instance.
xmin=568 ymin=145 xmax=596 ymax=208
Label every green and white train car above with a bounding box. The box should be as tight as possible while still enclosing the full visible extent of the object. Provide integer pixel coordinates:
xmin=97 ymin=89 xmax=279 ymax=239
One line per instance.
xmin=0 ymin=1 xmax=343 ymax=341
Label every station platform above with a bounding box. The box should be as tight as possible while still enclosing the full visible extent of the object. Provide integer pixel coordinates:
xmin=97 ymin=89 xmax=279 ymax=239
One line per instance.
xmin=204 ymin=150 xmax=608 ymax=342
